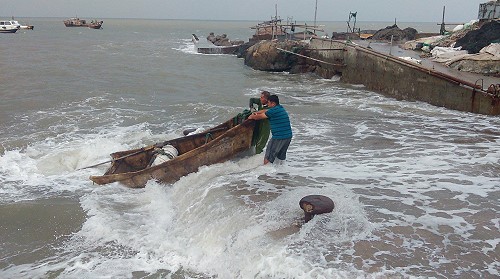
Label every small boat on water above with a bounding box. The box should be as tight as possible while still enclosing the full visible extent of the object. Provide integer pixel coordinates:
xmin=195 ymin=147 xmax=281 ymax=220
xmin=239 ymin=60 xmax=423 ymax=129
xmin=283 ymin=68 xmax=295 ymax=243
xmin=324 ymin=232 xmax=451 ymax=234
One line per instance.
xmin=87 ymin=21 xmax=103 ymax=29
xmin=10 ymin=20 xmax=34 ymax=30
xmin=20 ymin=24 xmax=34 ymax=30
xmin=0 ymin=20 xmax=20 ymax=33
xmin=89 ymin=111 xmax=258 ymax=188
xmin=64 ymin=18 xmax=103 ymax=29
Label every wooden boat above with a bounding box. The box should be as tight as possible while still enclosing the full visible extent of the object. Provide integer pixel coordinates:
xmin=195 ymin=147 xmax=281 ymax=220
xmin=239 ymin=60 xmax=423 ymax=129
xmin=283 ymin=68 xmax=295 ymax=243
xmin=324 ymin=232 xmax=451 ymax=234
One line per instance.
xmin=90 ymin=113 xmax=257 ymax=188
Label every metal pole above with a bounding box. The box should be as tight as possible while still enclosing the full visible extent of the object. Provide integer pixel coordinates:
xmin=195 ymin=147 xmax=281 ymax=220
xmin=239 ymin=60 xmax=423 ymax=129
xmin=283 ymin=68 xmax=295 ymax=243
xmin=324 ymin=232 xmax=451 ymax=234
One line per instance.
xmin=274 ymin=4 xmax=277 ymax=39
xmin=389 ymin=35 xmax=393 ymax=55
xmin=440 ymin=6 xmax=446 ymax=35
xmin=314 ymin=0 xmax=318 ymax=33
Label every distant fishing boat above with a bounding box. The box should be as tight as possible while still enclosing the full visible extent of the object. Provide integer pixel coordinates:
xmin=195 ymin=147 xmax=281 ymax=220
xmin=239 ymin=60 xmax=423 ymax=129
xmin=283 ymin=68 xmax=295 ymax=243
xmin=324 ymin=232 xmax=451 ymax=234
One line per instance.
xmin=64 ymin=17 xmax=103 ymax=29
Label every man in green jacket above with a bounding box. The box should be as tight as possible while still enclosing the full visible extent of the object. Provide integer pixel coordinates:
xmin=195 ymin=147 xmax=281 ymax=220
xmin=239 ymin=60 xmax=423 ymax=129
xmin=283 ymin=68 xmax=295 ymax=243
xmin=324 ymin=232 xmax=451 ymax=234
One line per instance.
xmin=249 ymin=91 xmax=271 ymax=154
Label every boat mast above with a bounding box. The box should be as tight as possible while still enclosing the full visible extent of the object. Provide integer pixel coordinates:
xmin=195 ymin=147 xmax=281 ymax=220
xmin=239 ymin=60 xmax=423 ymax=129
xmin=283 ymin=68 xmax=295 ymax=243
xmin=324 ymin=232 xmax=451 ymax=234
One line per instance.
xmin=271 ymin=2 xmax=279 ymax=40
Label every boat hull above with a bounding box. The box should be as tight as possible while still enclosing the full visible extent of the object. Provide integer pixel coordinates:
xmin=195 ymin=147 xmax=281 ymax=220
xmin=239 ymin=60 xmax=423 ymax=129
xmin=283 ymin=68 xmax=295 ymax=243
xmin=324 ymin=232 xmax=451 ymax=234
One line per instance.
xmin=1 ymin=20 xmax=20 ymax=33
xmin=90 ymin=116 xmax=256 ymax=188
xmin=0 ymin=28 xmax=18 ymax=33
xmin=64 ymin=18 xmax=103 ymax=29
xmin=88 ymin=24 xmax=102 ymax=29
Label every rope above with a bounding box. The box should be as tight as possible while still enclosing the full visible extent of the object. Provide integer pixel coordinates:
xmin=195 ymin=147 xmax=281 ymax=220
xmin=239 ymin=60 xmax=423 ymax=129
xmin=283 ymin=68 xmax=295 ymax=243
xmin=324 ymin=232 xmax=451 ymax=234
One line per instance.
xmin=205 ymin=133 xmax=213 ymax=144
xmin=276 ymin=47 xmax=345 ymax=67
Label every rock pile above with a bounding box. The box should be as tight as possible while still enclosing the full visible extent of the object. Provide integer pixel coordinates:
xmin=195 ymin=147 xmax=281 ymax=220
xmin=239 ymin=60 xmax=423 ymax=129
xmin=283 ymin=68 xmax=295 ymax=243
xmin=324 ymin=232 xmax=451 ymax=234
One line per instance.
xmin=206 ymin=32 xmax=244 ymax=46
xmin=243 ymin=40 xmax=309 ymax=72
xmin=370 ymin=24 xmax=418 ymax=41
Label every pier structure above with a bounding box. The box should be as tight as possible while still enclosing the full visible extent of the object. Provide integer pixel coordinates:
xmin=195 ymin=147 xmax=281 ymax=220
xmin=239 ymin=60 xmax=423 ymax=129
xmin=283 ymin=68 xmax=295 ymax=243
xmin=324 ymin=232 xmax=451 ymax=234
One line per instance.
xmin=303 ymin=38 xmax=500 ymax=115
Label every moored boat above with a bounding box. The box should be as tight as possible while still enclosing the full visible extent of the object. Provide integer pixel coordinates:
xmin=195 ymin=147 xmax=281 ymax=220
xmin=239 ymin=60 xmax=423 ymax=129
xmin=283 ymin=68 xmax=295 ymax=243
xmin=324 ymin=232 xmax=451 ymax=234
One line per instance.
xmin=89 ymin=111 xmax=258 ymax=188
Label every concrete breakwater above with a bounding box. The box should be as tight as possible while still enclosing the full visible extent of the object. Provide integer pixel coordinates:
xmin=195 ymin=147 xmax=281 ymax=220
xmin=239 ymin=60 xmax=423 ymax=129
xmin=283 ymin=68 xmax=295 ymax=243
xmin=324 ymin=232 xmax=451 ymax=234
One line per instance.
xmin=241 ymin=39 xmax=500 ymax=115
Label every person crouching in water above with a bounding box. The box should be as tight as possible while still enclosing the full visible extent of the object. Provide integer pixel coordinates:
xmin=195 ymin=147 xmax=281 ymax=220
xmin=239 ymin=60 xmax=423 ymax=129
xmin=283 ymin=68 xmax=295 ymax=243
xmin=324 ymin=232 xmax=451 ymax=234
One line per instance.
xmin=248 ymin=94 xmax=292 ymax=164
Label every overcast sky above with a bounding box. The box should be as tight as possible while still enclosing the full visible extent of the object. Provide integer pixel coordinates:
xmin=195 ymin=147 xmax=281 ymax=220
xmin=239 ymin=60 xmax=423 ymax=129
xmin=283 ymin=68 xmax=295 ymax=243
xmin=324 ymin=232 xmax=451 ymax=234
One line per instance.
xmin=3 ymin=0 xmax=487 ymax=23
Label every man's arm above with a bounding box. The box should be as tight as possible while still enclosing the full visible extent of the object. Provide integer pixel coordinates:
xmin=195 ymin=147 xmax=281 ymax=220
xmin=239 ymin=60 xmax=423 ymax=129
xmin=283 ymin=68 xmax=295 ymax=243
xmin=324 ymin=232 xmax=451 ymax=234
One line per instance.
xmin=248 ymin=110 xmax=268 ymax=120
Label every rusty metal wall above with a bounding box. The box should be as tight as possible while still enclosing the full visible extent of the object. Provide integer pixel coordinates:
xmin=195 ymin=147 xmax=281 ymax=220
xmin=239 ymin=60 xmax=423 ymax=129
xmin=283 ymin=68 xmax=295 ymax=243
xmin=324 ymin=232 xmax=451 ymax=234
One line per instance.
xmin=478 ymin=2 xmax=500 ymax=20
xmin=309 ymin=39 xmax=500 ymax=115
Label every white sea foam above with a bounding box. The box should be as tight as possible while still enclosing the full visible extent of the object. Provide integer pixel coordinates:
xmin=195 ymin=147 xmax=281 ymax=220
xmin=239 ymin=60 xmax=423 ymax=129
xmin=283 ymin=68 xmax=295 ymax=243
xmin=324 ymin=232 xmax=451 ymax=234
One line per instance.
xmin=48 ymin=155 xmax=370 ymax=278
xmin=176 ymin=38 xmax=198 ymax=54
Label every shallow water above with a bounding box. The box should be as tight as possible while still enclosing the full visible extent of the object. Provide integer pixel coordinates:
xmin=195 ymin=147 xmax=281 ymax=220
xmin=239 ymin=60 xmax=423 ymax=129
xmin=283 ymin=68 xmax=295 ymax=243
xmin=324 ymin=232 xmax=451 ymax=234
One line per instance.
xmin=1 ymin=18 xmax=499 ymax=278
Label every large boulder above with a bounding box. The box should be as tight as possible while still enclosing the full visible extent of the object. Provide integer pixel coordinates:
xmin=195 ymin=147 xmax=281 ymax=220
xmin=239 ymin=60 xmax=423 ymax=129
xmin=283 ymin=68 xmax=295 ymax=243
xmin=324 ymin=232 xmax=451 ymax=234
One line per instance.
xmin=243 ymin=40 xmax=309 ymax=71
xmin=236 ymin=41 xmax=257 ymax=58
xmin=370 ymin=24 xmax=417 ymax=41
xmin=206 ymin=32 xmax=241 ymax=46
xmin=331 ymin=32 xmax=361 ymax=40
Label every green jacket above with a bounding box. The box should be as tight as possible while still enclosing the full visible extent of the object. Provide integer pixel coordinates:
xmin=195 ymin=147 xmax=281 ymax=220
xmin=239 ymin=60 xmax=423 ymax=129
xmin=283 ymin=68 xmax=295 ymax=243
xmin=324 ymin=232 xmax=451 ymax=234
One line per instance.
xmin=249 ymin=98 xmax=270 ymax=154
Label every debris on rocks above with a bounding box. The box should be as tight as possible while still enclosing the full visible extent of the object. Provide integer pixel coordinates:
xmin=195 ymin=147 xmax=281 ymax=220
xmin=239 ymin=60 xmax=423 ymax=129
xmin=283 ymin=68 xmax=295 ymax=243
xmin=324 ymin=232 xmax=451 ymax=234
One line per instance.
xmin=402 ymin=20 xmax=500 ymax=76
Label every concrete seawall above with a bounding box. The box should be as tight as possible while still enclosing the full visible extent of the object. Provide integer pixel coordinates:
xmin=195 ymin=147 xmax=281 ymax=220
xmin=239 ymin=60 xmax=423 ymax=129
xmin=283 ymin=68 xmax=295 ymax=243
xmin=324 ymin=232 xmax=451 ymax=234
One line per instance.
xmin=309 ymin=38 xmax=500 ymax=115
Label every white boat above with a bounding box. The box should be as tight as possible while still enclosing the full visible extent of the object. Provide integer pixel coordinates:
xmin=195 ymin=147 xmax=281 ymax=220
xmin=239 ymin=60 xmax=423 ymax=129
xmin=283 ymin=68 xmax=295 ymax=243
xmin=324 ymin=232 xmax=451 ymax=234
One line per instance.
xmin=0 ymin=20 xmax=20 ymax=33
xmin=11 ymin=20 xmax=34 ymax=30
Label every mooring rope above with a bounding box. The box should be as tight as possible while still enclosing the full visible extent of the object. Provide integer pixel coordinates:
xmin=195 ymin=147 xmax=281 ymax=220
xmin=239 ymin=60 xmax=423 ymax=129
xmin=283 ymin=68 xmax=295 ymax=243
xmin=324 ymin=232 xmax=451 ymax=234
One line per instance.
xmin=205 ymin=132 xmax=213 ymax=144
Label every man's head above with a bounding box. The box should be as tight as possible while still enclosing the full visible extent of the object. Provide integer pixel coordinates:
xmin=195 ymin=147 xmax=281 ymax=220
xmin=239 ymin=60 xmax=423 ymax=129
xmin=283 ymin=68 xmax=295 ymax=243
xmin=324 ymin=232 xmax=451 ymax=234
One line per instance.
xmin=267 ymin=94 xmax=280 ymax=107
xmin=301 ymin=202 xmax=314 ymax=213
xmin=260 ymin=91 xmax=271 ymax=105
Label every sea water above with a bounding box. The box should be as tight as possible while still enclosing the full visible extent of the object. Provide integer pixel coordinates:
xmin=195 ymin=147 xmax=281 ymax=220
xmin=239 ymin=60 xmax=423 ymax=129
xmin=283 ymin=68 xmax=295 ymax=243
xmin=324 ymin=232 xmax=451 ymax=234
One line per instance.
xmin=1 ymin=18 xmax=499 ymax=278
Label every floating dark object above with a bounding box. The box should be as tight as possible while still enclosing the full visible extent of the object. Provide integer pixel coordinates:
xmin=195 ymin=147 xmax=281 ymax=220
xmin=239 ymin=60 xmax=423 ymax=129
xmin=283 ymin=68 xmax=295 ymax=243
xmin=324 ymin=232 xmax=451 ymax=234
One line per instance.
xmin=182 ymin=128 xmax=197 ymax=136
xmin=299 ymin=195 xmax=334 ymax=222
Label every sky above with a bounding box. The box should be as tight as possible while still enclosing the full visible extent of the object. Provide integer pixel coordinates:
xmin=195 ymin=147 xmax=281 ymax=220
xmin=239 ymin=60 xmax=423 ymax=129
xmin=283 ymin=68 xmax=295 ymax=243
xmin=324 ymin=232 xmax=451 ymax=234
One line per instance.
xmin=2 ymin=0 xmax=488 ymax=23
